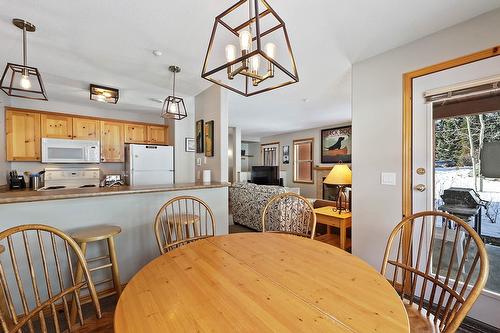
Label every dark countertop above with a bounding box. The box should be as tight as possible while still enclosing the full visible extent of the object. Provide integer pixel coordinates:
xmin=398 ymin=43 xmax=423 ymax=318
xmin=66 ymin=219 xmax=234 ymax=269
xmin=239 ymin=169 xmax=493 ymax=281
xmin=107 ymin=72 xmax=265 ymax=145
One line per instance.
xmin=0 ymin=182 xmax=229 ymax=205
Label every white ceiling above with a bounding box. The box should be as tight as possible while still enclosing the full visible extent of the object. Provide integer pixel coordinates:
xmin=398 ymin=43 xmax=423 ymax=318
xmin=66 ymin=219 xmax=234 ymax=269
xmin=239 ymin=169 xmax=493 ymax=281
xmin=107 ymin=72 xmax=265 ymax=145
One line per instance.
xmin=1 ymin=0 xmax=499 ymax=138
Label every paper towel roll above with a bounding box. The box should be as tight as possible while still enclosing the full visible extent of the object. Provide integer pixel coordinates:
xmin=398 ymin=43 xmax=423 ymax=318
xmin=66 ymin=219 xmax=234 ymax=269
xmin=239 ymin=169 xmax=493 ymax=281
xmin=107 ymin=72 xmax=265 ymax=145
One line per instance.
xmin=203 ymin=170 xmax=211 ymax=184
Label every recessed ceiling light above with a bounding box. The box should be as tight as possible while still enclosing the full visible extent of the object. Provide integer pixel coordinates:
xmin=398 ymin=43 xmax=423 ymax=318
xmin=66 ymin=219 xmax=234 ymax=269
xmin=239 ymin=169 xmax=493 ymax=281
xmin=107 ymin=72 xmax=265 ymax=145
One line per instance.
xmin=302 ymin=98 xmax=309 ymax=103
xmin=152 ymin=50 xmax=162 ymax=57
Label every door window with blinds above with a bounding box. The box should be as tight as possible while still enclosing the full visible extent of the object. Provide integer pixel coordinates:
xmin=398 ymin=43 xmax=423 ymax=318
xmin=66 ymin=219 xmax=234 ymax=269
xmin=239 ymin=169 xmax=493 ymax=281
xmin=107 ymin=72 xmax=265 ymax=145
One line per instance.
xmin=293 ymin=138 xmax=314 ymax=183
xmin=261 ymin=143 xmax=279 ymax=166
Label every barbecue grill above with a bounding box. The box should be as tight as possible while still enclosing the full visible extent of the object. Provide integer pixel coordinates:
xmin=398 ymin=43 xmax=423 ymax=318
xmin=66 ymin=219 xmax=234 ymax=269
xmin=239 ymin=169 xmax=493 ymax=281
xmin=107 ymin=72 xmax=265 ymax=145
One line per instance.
xmin=438 ymin=187 xmax=491 ymax=236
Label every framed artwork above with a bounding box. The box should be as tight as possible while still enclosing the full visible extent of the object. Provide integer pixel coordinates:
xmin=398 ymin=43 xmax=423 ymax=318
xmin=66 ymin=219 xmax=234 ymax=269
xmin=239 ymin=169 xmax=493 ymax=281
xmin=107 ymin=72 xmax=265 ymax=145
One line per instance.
xmin=196 ymin=120 xmax=204 ymax=153
xmin=185 ymin=138 xmax=195 ymax=152
xmin=321 ymin=126 xmax=352 ymax=163
xmin=282 ymin=145 xmax=290 ymax=164
xmin=204 ymin=120 xmax=214 ymax=157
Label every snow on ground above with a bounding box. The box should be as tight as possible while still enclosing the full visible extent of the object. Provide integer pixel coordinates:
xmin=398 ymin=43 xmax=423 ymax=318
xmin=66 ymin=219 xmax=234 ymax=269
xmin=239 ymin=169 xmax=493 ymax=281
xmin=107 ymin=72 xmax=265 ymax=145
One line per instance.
xmin=435 ymin=167 xmax=500 ymax=237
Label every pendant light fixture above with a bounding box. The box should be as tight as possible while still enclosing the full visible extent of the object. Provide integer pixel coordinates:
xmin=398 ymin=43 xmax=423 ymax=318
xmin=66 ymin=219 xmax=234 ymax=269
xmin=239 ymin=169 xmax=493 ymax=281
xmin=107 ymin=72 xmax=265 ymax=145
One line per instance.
xmin=0 ymin=19 xmax=47 ymax=100
xmin=161 ymin=66 xmax=187 ymax=120
xmin=201 ymin=0 xmax=298 ymax=97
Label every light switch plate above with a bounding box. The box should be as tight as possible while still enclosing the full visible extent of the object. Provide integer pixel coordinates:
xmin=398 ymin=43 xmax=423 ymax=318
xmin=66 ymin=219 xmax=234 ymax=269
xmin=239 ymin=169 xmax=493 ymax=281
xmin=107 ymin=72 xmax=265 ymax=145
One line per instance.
xmin=381 ymin=172 xmax=397 ymax=186
xmin=196 ymin=158 xmax=202 ymax=166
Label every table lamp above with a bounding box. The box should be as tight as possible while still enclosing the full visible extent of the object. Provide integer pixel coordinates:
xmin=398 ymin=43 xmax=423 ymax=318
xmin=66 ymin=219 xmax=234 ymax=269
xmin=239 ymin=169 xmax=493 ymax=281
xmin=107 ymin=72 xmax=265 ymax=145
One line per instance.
xmin=323 ymin=164 xmax=352 ymax=213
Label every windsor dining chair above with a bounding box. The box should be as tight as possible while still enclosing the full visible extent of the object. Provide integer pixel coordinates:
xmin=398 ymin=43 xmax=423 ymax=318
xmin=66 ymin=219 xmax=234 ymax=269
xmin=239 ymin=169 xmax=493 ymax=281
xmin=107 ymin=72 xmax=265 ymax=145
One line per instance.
xmin=261 ymin=192 xmax=317 ymax=239
xmin=154 ymin=196 xmax=216 ymax=254
xmin=381 ymin=211 xmax=489 ymax=333
xmin=0 ymin=224 xmax=107 ymax=333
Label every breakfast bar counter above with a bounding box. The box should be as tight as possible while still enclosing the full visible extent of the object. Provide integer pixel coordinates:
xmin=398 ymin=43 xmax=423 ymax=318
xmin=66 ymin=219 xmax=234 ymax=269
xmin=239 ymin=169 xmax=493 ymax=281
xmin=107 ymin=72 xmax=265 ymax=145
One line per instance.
xmin=0 ymin=182 xmax=229 ymax=205
xmin=0 ymin=182 xmax=229 ymax=283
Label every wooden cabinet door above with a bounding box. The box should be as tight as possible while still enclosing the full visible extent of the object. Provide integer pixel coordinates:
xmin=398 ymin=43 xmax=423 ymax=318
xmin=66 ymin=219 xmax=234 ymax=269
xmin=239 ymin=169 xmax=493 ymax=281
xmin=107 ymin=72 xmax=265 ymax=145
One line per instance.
xmin=125 ymin=124 xmax=147 ymax=143
xmin=41 ymin=114 xmax=73 ymax=139
xmin=5 ymin=110 xmax=41 ymax=161
xmin=147 ymin=125 xmax=168 ymax=144
xmin=73 ymin=117 xmax=100 ymax=140
xmin=100 ymin=121 xmax=124 ymax=162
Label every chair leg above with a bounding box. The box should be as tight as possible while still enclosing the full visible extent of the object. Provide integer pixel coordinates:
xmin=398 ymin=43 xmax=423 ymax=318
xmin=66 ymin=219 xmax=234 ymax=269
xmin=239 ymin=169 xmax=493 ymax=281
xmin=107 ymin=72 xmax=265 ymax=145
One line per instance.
xmin=70 ymin=242 xmax=87 ymax=325
xmin=107 ymin=237 xmax=122 ymax=297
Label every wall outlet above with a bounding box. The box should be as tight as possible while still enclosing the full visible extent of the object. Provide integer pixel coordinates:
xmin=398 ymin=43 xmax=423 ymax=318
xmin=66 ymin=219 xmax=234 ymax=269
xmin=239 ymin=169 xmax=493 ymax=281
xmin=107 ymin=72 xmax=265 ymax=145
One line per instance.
xmin=381 ymin=172 xmax=396 ymax=186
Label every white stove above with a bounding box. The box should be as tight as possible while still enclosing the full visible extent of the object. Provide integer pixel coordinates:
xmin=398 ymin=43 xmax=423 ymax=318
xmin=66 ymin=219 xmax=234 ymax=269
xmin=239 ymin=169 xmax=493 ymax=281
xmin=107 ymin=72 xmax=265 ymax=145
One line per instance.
xmin=38 ymin=167 xmax=100 ymax=191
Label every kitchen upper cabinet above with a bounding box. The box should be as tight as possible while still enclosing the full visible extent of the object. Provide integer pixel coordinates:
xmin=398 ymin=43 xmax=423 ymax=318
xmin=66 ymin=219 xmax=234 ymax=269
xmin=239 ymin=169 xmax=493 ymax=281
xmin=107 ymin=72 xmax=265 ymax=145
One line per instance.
xmin=125 ymin=124 xmax=147 ymax=144
xmin=100 ymin=121 xmax=124 ymax=162
xmin=5 ymin=110 xmax=41 ymax=161
xmin=73 ymin=117 xmax=99 ymax=140
xmin=41 ymin=114 xmax=73 ymax=139
xmin=147 ymin=125 xmax=168 ymax=144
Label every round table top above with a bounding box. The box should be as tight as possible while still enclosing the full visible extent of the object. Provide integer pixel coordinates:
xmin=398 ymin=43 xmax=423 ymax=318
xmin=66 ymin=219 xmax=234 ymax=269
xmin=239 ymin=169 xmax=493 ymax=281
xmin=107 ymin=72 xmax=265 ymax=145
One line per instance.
xmin=114 ymin=233 xmax=409 ymax=333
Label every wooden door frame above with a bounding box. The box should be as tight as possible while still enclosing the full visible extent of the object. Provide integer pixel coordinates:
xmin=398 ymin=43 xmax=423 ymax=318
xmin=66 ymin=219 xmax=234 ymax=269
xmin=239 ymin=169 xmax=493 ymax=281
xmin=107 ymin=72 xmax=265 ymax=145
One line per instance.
xmin=402 ymin=45 xmax=499 ymax=218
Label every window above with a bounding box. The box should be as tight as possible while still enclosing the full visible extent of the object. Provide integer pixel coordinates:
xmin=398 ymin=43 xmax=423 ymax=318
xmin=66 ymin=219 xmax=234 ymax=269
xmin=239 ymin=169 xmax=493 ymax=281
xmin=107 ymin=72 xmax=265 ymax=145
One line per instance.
xmin=293 ymin=138 xmax=313 ymax=183
xmin=261 ymin=143 xmax=279 ymax=166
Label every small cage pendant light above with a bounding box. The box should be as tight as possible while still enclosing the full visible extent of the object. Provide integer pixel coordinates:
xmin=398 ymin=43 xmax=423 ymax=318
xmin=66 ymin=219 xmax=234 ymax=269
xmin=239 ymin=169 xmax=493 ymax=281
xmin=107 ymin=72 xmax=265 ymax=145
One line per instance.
xmin=0 ymin=19 xmax=48 ymax=100
xmin=161 ymin=66 xmax=187 ymax=120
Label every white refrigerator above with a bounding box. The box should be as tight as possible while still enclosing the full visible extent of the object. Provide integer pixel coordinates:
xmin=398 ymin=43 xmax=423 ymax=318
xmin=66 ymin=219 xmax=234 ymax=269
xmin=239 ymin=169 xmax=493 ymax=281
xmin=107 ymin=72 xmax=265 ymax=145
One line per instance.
xmin=126 ymin=144 xmax=174 ymax=186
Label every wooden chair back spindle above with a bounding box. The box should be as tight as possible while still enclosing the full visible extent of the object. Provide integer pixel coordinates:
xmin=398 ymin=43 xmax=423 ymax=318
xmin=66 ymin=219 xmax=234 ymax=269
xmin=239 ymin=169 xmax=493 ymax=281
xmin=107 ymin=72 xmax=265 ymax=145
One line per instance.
xmin=154 ymin=196 xmax=216 ymax=254
xmin=262 ymin=193 xmax=317 ymax=239
xmin=0 ymin=224 xmax=101 ymax=333
xmin=381 ymin=211 xmax=489 ymax=333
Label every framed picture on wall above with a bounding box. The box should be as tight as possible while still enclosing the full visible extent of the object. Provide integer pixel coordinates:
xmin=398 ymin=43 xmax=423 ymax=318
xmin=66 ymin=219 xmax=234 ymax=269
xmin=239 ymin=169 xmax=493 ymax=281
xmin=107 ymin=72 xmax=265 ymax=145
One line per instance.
xmin=321 ymin=126 xmax=352 ymax=163
xmin=185 ymin=138 xmax=195 ymax=152
xmin=205 ymin=120 xmax=214 ymax=157
xmin=196 ymin=120 xmax=204 ymax=153
xmin=282 ymin=145 xmax=290 ymax=164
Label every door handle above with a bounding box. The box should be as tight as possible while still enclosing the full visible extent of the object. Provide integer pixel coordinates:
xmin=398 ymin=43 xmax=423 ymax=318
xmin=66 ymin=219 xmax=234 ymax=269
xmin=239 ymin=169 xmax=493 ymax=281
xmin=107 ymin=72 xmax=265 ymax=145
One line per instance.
xmin=415 ymin=184 xmax=426 ymax=192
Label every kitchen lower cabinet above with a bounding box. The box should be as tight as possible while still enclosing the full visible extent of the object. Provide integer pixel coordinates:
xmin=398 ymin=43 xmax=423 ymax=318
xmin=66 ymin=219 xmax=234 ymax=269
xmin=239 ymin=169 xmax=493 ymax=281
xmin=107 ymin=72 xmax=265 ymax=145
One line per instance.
xmin=100 ymin=121 xmax=124 ymax=162
xmin=5 ymin=110 xmax=41 ymax=161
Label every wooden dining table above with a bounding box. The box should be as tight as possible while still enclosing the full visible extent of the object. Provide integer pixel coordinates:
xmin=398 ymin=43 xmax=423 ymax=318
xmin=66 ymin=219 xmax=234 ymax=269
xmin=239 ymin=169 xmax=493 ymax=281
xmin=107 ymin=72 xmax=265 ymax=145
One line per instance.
xmin=114 ymin=233 xmax=409 ymax=332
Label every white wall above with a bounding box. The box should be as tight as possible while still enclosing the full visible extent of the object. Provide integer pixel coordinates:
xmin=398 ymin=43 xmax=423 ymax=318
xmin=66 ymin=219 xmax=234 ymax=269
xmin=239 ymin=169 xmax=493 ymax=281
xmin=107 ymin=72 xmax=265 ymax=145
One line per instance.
xmin=194 ymin=85 xmax=228 ymax=183
xmin=228 ymin=127 xmax=241 ymax=183
xmin=167 ymin=97 xmax=195 ymax=183
xmin=261 ymin=123 xmax=350 ymax=198
xmin=352 ymin=8 xmax=500 ymax=270
xmin=0 ymin=95 xmax=10 ymax=185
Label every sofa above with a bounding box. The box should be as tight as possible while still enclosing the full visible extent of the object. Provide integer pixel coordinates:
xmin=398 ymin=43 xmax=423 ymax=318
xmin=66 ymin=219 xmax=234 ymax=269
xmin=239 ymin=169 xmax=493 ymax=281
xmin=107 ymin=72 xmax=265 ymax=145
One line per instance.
xmin=229 ymin=182 xmax=289 ymax=231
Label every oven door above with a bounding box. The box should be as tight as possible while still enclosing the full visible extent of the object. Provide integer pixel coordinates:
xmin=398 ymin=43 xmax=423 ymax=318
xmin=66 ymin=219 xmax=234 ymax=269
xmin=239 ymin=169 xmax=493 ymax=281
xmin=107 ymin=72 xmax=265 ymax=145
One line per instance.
xmin=41 ymin=138 xmax=100 ymax=163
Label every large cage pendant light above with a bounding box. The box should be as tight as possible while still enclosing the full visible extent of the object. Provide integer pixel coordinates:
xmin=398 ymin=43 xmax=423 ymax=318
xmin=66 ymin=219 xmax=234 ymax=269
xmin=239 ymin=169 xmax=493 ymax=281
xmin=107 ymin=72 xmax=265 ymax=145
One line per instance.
xmin=161 ymin=66 xmax=187 ymax=120
xmin=0 ymin=19 xmax=48 ymax=100
xmin=201 ymin=0 xmax=298 ymax=97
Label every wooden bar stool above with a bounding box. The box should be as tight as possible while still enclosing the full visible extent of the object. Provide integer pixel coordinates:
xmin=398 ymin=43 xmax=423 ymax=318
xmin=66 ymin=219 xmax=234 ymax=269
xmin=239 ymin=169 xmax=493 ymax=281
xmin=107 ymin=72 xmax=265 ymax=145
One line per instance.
xmin=70 ymin=225 xmax=122 ymax=303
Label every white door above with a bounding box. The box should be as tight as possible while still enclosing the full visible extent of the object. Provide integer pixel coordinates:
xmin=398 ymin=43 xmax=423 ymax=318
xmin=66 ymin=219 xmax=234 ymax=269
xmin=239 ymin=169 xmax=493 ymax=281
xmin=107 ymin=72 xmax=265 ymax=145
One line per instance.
xmin=412 ymin=55 xmax=500 ymax=327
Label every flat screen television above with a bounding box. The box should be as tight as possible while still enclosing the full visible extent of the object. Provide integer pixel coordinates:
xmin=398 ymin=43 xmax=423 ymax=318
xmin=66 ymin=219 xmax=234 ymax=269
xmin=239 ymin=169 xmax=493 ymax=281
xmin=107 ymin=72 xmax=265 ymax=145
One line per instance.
xmin=251 ymin=166 xmax=279 ymax=185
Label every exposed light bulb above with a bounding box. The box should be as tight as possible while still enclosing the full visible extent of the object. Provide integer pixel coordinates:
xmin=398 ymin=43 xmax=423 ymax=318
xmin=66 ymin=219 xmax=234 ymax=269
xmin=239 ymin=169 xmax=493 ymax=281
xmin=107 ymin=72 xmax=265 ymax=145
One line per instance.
xmin=102 ymin=91 xmax=112 ymax=98
xmin=20 ymin=75 xmax=32 ymax=90
xmin=239 ymin=30 xmax=252 ymax=52
xmin=264 ymin=43 xmax=277 ymax=59
xmin=225 ymin=44 xmax=237 ymax=62
xmin=96 ymin=94 xmax=106 ymax=102
xmin=251 ymin=55 xmax=260 ymax=72
xmin=169 ymin=103 xmax=178 ymax=114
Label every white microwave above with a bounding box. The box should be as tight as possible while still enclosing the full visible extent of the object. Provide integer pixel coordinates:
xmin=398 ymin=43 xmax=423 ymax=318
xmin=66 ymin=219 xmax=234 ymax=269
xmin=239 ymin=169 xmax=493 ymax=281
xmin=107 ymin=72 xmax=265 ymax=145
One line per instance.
xmin=41 ymin=138 xmax=100 ymax=163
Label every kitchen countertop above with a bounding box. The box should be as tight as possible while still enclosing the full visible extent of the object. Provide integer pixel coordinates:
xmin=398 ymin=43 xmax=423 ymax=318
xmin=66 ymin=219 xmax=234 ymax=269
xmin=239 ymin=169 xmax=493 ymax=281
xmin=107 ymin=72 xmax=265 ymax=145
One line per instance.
xmin=0 ymin=182 xmax=230 ymax=205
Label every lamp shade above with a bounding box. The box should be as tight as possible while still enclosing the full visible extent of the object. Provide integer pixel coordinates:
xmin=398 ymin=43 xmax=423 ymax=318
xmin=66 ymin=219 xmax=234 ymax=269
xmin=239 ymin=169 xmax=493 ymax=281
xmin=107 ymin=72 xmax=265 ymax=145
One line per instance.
xmin=323 ymin=164 xmax=352 ymax=185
